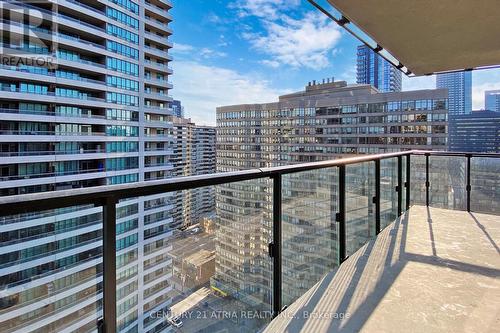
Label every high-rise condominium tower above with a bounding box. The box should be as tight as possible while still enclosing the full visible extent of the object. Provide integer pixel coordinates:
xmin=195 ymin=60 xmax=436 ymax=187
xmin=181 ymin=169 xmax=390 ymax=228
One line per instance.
xmin=0 ymin=0 xmax=176 ymax=332
xmin=215 ymin=80 xmax=449 ymax=309
xmin=171 ymin=117 xmax=216 ymax=227
xmin=436 ymin=71 xmax=472 ymax=115
xmin=169 ymin=100 xmax=184 ymax=118
xmin=356 ymin=44 xmax=402 ymax=92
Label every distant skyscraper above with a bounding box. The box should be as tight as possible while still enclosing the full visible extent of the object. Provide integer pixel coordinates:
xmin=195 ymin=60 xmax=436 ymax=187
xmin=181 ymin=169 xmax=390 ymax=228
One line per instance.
xmin=356 ymin=45 xmax=402 ymax=92
xmin=171 ymin=117 xmax=216 ymax=227
xmin=170 ymin=100 xmax=184 ymax=118
xmin=485 ymin=90 xmax=500 ymax=112
xmin=436 ymin=71 xmax=472 ymax=115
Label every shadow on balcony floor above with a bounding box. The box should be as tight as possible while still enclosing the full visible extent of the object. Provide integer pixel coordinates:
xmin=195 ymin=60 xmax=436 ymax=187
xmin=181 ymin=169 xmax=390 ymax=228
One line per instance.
xmin=264 ymin=205 xmax=500 ymax=333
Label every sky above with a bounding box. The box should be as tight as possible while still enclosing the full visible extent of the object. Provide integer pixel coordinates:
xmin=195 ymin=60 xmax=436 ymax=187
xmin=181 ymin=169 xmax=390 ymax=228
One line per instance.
xmin=170 ymin=0 xmax=500 ymax=126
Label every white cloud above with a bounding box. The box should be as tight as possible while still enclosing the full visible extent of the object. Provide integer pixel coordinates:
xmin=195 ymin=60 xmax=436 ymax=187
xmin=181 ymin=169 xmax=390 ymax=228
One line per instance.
xmin=200 ymin=48 xmax=227 ymax=59
xmin=171 ymin=61 xmax=291 ymax=126
xmin=472 ymin=83 xmax=497 ymax=110
xmin=402 ymin=75 xmax=435 ymax=91
xmin=231 ymin=0 xmax=300 ymax=20
xmin=331 ymin=48 xmax=342 ymax=57
xmin=218 ymin=34 xmax=229 ymax=47
xmin=172 ymin=43 xmax=227 ymax=60
xmin=472 ymin=69 xmax=500 ymax=110
xmin=260 ymin=59 xmax=280 ymax=68
xmin=243 ymin=12 xmax=341 ymax=70
xmin=340 ymin=64 xmax=356 ymax=83
xmin=206 ymin=13 xmax=222 ymax=24
xmin=172 ymin=43 xmax=195 ymax=53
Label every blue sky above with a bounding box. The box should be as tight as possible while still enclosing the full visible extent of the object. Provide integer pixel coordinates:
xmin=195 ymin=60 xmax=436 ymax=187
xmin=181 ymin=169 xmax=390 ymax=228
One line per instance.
xmin=170 ymin=0 xmax=500 ymax=125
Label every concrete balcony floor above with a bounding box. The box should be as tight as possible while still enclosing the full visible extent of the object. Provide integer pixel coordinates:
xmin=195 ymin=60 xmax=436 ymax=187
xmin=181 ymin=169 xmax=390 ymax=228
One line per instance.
xmin=265 ymin=205 xmax=500 ymax=333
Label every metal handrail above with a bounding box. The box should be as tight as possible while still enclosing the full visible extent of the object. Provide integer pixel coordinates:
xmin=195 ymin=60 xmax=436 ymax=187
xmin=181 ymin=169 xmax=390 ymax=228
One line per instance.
xmin=0 ymin=167 xmax=123 ymax=181
xmin=0 ymin=150 xmax=406 ymax=214
xmin=0 ymin=64 xmax=105 ymax=85
xmin=0 ymin=86 xmax=105 ymax=101
xmin=1 ymin=149 xmax=499 ymax=333
xmin=0 ymin=130 xmax=106 ymax=136
xmin=0 ymin=149 xmax=130 ymax=157
xmin=9 ymin=0 xmax=105 ymax=32
xmin=2 ymin=150 xmax=500 ymax=215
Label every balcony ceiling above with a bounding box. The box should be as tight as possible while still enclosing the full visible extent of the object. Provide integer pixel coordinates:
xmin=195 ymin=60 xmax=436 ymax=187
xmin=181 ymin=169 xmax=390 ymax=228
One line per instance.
xmin=326 ymin=0 xmax=500 ymax=75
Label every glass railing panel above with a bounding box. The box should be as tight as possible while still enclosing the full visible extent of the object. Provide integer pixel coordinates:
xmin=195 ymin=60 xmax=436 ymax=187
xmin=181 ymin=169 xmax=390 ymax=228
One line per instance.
xmin=115 ymin=197 xmax=140 ymax=333
xmin=410 ymin=155 xmax=427 ymax=206
xmin=0 ymin=205 xmax=102 ymax=332
xmin=116 ymin=193 xmax=177 ymax=333
xmin=137 ymin=179 xmax=273 ymax=332
xmin=429 ymin=156 xmax=466 ymax=210
xmin=380 ymin=158 xmax=398 ymax=229
xmin=470 ymin=157 xmax=500 ymax=215
xmin=281 ymin=168 xmax=338 ymax=306
xmin=213 ymin=179 xmax=273 ymax=330
xmin=345 ymin=162 xmax=375 ymax=256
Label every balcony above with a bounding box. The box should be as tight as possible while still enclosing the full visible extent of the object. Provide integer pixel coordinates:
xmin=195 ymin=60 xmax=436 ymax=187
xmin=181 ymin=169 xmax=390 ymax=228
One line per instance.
xmin=144 ymin=1 xmax=173 ymax=23
xmin=144 ymin=75 xmax=173 ymax=89
xmin=143 ymin=59 xmax=173 ymax=74
xmin=144 ymin=90 xmax=173 ymax=103
xmin=0 ymin=150 xmax=498 ymax=332
xmin=143 ymin=105 xmax=173 ymax=116
xmin=265 ymin=205 xmax=500 ymax=333
xmin=144 ymin=45 xmax=173 ymax=61
xmin=144 ymin=31 xmax=173 ymax=49
xmin=144 ymin=16 xmax=173 ymax=35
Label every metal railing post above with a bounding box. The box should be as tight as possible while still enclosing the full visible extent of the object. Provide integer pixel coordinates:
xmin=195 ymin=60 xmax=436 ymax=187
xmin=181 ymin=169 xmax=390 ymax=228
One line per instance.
xmin=425 ymin=153 xmax=430 ymax=206
xmin=466 ymin=154 xmax=471 ymax=212
xmin=338 ymin=165 xmax=347 ymax=262
xmin=406 ymin=154 xmax=411 ymax=210
xmin=102 ymin=197 xmax=117 ymax=333
xmin=397 ymin=156 xmax=403 ymax=215
xmin=271 ymin=174 xmax=282 ymax=317
xmin=374 ymin=159 xmax=381 ymax=235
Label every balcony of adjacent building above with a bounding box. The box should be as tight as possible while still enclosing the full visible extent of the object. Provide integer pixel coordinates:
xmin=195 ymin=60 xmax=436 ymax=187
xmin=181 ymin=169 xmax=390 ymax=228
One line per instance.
xmin=145 ymin=0 xmax=173 ymax=21
xmin=4 ymin=0 xmax=107 ymax=34
xmin=143 ymin=102 xmax=173 ymax=117
xmin=144 ymin=92 xmax=172 ymax=106
xmin=0 ymin=156 xmax=142 ymax=191
xmin=0 ymin=150 xmax=498 ymax=333
xmin=0 ymin=105 xmax=140 ymax=128
xmin=144 ymin=56 xmax=173 ymax=75
xmin=0 ymin=78 xmax=141 ymax=111
xmin=144 ymin=29 xmax=173 ymax=49
xmin=144 ymin=44 xmax=173 ymax=62
xmin=144 ymin=11 xmax=173 ymax=36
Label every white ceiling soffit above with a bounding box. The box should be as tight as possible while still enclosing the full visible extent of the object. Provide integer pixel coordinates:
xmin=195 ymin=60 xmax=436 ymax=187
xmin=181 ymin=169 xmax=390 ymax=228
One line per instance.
xmin=325 ymin=0 xmax=500 ymax=76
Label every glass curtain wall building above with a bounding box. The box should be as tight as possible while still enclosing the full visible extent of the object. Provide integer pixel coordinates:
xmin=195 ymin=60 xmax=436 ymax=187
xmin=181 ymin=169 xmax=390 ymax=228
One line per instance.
xmin=485 ymin=90 xmax=500 ymax=112
xmin=356 ymin=44 xmax=402 ymax=92
xmin=436 ymin=71 xmax=472 ymax=115
xmin=0 ymin=0 xmax=176 ymax=332
xmin=449 ymin=110 xmax=500 ymax=153
xmin=215 ymin=80 xmax=449 ymax=309
xmin=169 ymin=100 xmax=184 ymax=118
